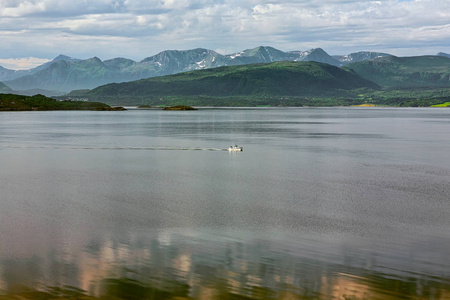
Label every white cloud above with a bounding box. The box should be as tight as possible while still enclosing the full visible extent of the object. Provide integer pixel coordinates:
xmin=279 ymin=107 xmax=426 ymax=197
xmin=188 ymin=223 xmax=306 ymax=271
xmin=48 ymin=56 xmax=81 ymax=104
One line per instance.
xmin=1 ymin=0 xmax=450 ymax=69
xmin=0 ymin=57 xmax=50 ymax=70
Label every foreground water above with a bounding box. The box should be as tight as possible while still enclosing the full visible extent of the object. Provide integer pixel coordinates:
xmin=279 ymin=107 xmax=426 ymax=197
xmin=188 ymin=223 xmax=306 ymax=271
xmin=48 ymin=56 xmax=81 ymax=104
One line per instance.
xmin=0 ymin=107 xmax=449 ymax=299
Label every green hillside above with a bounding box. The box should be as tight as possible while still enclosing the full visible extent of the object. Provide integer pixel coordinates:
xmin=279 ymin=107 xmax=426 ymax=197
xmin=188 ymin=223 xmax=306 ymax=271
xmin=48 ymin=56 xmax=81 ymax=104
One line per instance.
xmin=71 ymin=61 xmax=378 ymax=106
xmin=0 ymin=93 xmax=113 ymax=111
xmin=344 ymin=55 xmax=450 ymax=88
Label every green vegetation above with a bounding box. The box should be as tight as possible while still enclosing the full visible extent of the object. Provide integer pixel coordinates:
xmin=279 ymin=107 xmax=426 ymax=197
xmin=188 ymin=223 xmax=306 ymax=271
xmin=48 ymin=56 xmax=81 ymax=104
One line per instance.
xmin=162 ymin=105 xmax=197 ymax=110
xmin=66 ymin=61 xmax=379 ymax=107
xmin=0 ymin=93 xmax=114 ymax=111
xmin=344 ymin=55 xmax=450 ymax=88
xmin=68 ymin=88 xmax=450 ymax=108
xmin=0 ymin=272 xmax=448 ymax=300
xmin=351 ymin=88 xmax=450 ymax=107
xmin=431 ymin=102 xmax=450 ymax=107
xmin=63 ymin=57 xmax=450 ymax=107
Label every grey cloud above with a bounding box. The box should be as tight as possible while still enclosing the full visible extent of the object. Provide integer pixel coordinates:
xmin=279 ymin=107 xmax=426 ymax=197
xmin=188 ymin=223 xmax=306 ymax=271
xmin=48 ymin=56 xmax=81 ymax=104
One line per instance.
xmin=1 ymin=0 xmax=450 ymax=64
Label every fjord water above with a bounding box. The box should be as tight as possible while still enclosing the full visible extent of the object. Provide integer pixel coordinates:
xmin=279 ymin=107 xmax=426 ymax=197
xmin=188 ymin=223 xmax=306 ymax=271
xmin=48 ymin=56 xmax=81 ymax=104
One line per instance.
xmin=0 ymin=108 xmax=449 ymax=299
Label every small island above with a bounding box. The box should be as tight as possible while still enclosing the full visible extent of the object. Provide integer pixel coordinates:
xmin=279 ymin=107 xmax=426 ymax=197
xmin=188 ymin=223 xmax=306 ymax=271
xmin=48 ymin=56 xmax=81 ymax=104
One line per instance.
xmin=162 ymin=105 xmax=197 ymax=111
xmin=92 ymin=106 xmax=127 ymax=111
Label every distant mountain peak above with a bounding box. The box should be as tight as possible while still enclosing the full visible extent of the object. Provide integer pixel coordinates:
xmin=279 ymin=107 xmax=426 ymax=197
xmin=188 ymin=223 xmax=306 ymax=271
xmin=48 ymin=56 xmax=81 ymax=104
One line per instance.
xmin=254 ymin=45 xmax=278 ymax=51
xmin=228 ymin=46 xmax=291 ymax=64
xmin=24 ymin=54 xmax=81 ymax=74
xmin=141 ymin=48 xmax=218 ymax=64
xmin=437 ymin=52 xmax=450 ymax=58
xmin=82 ymin=57 xmax=106 ymax=67
xmin=103 ymin=57 xmax=136 ymax=70
xmin=240 ymin=45 xmax=284 ymax=54
xmin=308 ymin=48 xmax=326 ymax=54
xmin=53 ymin=54 xmax=78 ymax=61
xmin=187 ymin=48 xmax=213 ymax=53
xmin=333 ymin=51 xmax=391 ymax=65
xmin=299 ymin=48 xmax=341 ymax=66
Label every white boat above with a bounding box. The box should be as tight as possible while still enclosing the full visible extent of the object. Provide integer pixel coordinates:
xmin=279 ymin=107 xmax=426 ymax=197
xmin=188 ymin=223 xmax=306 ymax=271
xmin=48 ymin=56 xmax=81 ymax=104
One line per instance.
xmin=228 ymin=145 xmax=243 ymax=151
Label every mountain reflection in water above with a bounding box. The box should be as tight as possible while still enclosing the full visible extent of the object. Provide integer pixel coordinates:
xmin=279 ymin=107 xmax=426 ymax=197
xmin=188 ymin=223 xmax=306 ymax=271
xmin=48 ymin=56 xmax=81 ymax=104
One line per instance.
xmin=1 ymin=229 xmax=449 ymax=299
xmin=1 ymin=108 xmax=450 ymax=299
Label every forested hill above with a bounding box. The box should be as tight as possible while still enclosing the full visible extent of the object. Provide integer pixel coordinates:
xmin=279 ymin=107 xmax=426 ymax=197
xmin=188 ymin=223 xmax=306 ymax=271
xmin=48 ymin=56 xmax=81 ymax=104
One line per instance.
xmin=69 ymin=61 xmax=379 ymax=105
xmin=0 ymin=94 xmax=114 ymax=111
xmin=344 ymin=55 xmax=450 ymax=88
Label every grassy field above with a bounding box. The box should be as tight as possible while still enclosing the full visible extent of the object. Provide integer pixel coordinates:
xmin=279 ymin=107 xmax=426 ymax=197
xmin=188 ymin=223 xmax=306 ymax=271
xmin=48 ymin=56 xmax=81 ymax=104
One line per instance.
xmin=431 ymin=102 xmax=450 ymax=107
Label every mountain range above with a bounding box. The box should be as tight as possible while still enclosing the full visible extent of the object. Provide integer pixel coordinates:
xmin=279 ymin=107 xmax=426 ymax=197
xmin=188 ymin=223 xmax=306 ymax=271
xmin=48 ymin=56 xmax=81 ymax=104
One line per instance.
xmin=1 ymin=46 xmax=392 ymax=94
xmin=1 ymin=46 xmax=450 ymax=102
xmin=69 ymin=60 xmax=379 ymax=107
xmin=66 ymin=53 xmax=450 ymax=107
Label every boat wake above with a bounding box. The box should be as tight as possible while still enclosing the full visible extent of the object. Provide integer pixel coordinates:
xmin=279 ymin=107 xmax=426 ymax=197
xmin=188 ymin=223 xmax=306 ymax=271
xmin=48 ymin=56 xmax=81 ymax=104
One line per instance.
xmin=2 ymin=145 xmax=229 ymax=151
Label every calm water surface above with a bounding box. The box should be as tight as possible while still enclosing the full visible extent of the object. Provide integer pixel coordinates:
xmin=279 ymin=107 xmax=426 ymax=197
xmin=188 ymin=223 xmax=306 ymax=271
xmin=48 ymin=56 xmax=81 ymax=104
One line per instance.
xmin=0 ymin=107 xmax=449 ymax=299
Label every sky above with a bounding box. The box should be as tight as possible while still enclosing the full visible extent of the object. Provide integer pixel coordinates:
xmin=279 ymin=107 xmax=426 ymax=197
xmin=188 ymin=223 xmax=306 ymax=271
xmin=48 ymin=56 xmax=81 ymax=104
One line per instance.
xmin=1 ymin=0 xmax=450 ymax=70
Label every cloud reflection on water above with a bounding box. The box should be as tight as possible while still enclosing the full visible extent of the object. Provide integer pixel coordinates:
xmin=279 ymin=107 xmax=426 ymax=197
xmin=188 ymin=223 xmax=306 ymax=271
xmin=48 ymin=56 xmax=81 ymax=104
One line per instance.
xmin=1 ymin=229 xmax=449 ymax=299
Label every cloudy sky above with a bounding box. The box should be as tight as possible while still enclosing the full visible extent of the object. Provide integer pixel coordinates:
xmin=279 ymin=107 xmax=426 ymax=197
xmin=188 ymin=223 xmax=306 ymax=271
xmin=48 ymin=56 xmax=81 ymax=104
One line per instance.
xmin=1 ymin=0 xmax=449 ymax=69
